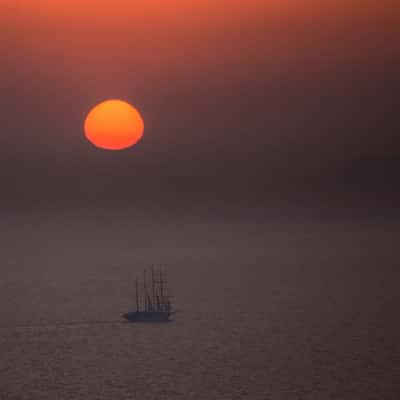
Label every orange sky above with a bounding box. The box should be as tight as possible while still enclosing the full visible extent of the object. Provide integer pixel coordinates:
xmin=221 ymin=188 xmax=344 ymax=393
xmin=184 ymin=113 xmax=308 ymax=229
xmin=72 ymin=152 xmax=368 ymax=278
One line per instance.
xmin=4 ymin=0 xmax=398 ymax=88
xmin=1 ymin=0 xmax=399 ymax=161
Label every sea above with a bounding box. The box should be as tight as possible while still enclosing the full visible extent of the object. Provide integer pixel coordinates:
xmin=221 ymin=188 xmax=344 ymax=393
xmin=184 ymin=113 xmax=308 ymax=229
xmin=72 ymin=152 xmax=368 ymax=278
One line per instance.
xmin=1 ymin=209 xmax=399 ymax=399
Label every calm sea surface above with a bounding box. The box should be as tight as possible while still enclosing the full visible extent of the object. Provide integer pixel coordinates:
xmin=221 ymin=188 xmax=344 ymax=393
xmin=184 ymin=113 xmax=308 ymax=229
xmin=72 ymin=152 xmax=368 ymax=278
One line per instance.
xmin=1 ymin=211 xmax=399 ymax=399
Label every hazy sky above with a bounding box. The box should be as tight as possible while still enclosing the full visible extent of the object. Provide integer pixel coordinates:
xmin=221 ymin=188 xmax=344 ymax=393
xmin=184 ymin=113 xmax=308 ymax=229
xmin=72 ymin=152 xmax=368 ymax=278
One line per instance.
xmin=1 ymin=1 xmax=399 ymax=208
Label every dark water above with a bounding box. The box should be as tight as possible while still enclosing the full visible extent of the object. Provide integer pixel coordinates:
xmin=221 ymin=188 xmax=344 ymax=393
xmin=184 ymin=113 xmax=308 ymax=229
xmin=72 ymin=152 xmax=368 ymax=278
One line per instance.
xmin=1 ymin=211 xmax=399 ymax=399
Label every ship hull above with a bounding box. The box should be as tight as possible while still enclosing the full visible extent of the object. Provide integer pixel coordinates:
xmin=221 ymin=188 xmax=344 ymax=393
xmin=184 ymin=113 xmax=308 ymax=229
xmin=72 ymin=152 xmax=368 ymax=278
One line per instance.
xmin=122 ymin=311 xmax=170 ymax=322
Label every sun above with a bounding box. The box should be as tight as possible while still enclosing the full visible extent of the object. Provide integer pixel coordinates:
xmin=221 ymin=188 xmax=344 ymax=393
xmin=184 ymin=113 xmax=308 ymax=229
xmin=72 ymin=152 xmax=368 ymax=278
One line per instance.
xmin=84 ymin=99 xmax=144 ymax=150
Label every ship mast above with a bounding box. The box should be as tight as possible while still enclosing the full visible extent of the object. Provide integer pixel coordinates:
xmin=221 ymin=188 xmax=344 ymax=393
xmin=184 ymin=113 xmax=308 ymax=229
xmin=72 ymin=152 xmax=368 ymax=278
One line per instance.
xmin=151 ymin=265 xmax=156 ymax=311
xmin=135 ymin=277 xmax=139 ymax=312
xmin=159 ymin=267 xmax=164 ymax=302
xmin=143 ymin=269 xmax=147 ymax=311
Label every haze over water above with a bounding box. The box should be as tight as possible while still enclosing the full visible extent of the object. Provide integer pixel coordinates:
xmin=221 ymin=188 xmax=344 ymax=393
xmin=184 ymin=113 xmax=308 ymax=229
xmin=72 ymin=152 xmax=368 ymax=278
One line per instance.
xmin=1 ymin=210 xmax=399 ymax=399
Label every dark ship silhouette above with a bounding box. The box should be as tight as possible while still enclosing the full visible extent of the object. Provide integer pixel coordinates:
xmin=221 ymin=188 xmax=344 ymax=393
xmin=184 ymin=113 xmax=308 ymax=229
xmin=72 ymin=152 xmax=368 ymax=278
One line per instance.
xmin=122 ymin=266 xmax=173 ymax=322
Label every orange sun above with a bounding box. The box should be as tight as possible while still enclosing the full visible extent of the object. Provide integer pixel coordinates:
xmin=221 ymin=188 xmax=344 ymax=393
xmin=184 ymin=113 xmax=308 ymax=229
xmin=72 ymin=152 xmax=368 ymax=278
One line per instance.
xmin=84 ymin=99 xmax=144 ymax=150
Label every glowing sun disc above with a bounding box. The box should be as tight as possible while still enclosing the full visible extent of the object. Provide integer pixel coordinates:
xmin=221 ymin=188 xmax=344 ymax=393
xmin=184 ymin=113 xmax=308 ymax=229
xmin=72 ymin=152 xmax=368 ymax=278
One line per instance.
xmin=84 ymin=99 xmax=144 ymax=150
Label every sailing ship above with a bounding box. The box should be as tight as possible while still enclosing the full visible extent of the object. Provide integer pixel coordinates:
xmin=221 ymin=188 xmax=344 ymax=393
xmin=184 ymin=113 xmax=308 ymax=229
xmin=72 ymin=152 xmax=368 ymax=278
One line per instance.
xmin=122 ymin=266 xmax=173 ymax=322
